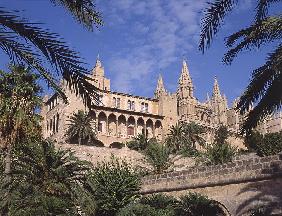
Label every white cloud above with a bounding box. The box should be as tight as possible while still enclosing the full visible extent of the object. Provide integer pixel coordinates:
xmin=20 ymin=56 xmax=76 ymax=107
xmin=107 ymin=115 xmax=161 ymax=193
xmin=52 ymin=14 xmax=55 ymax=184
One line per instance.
xmin=102 ymin=0 xmax=207 ymax=95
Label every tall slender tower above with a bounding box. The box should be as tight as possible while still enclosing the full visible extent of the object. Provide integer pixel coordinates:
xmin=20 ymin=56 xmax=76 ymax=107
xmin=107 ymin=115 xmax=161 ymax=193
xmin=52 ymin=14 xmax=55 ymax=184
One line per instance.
xmin=91 ymin=55 xmax=111 ymax=91
xmin=154 ymin=74 xmax=167 ymax=98
xmin=211 ymin=77 xmax=228 ymax=125
xmin=177 ymin=60 xmax=196 ymax=121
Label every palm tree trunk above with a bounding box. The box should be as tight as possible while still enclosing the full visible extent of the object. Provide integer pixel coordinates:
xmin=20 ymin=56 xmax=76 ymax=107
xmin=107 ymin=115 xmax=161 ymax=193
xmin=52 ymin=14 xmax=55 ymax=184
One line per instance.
xmin=4 ymin=144 xmax=12 ymax=181
xmin=78 ymin=137 xmax=81 ymax=145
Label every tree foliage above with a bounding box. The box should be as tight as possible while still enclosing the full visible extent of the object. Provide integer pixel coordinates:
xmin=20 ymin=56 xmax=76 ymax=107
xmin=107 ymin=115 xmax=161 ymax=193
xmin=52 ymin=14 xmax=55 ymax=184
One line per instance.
xmin=175 ymin=192 xmax=226 ymax=216
xmin=0 ymin=65 xmax=42 ymax=148
xmin=119 ymin=193 xmax=226 ymax=216
xmin=0 ymin=139 xmax=95 ymax=215
xmin=165 ymin=122 xmax=205 ymax=156
xmin=199 ymin=0 xmax=282 ymax=133
xmin=126 ymin=133 xmax=150 ymax=151
xmin=199 ymin=125 xmax=237 ymax=165
xmin=66 ymin=110 xmax=97 ymax=145
xmin=87 ymin=156 xmax=141 ymax=216
xmin=245 ymin=131 xmax=282 ymax=156
xmin=0 ymin=1 xmax=103 ymax=107
xmin=144 ymin=141 xmax=172 ymax=174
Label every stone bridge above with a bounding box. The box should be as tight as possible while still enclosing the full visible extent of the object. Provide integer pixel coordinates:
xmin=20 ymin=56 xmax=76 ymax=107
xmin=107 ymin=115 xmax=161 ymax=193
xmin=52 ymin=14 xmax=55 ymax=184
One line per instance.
xmin=141 ymin=154 xmax=282 ymax=215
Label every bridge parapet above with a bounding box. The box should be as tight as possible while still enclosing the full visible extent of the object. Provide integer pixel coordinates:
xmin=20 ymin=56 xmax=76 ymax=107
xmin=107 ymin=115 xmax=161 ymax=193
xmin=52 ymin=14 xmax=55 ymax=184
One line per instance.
xmin=142 ymin=154 xmax=282 ymax=194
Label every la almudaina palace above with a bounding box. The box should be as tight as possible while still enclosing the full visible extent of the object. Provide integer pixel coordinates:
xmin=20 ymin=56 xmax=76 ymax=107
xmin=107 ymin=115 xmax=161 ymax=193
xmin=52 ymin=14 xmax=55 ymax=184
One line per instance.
xmin=41 ymin=57 xmax=282 ymax=146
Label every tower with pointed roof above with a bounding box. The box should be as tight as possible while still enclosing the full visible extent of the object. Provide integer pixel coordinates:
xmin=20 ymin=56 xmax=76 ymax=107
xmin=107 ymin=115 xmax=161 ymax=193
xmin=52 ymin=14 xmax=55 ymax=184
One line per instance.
xmin=91 ymin=55 xmax=111 ymax=91
xmin=154 ymin=74 xmax=167 ymax=98
xmin=211 ymin=77 xmax=228 ymax=125
xmin=177 ymin=60 xmax=197 ymax=121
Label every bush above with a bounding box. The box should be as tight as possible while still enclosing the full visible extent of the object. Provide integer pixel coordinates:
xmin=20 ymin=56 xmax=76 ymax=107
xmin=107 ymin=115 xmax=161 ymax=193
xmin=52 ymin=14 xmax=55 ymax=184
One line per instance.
xmin=88 ymin=156 xmax=141 ymax=216
xmin=198 ymin=125 xmax=237 ymax=165
xmin=165 ymin=122 xmax=206 ymax=155
xmin=118 ymin=194 xmax=177 ymax=216
xmin=140 ymin=193 xmax=177 ymax=212
xmin=0 ymin=139 xmax=95 ymax=215
xmin=117 ymin=203 xmax=166 ymax=216
xmin=246 ymin=131 xmax=282 ymax=156
xmin=175 ymin=192 xmax=225 ymax=216
xmin=126 ymin=134 xmax=149 ymax=151
xmin=144 ymin=142 xmax=172 ymax=174
xmin=199 ymin=142 xmax=237 ymax=165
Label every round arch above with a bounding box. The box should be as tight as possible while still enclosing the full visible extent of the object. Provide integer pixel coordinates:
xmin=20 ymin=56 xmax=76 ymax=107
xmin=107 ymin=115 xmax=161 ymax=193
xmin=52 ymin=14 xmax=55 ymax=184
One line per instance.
xmin=155 ymin=120 xmax=162 ymax=140
xmin=146 ymin=119 xmax=154 ymax=139
xmin=137 ymin=117 xmax=145 ymax=135
xmin=127 ymin=116 xmax=136 ymax=137
xmin=98 ymin=112 xmax=107 ymax=134
xmin=118 ymin=115 xmax=127 ymax=137
xmin=108 ymin=113 xmax=117 ymax=136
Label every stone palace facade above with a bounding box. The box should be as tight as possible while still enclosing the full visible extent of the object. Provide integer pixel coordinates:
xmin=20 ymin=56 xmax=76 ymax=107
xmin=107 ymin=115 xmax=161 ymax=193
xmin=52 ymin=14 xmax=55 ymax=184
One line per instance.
xmin=41 ymin=57 xmax=282 ymax=146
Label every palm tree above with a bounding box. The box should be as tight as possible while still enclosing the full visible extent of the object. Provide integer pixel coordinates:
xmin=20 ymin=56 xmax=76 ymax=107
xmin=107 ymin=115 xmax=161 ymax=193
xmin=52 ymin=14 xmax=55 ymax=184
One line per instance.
xmin=165 ymin=123 xmax=185 ymax=153
xmin=0 ymin=0 xmax=103 ymax=107
xmin=0 ymin=139 xmax=95 ymax=215
xmin=182 ymin=122 xmax=206 ymax=148
xmin=199 ymin=0 xmax=282 ymax=133
xmin=0 ymin=65 xmax=42 ymax=180
xmin=66 ymin=110 xmax=97 ymax=145
xmin=166 ymin=122 xmax=206 ymax=154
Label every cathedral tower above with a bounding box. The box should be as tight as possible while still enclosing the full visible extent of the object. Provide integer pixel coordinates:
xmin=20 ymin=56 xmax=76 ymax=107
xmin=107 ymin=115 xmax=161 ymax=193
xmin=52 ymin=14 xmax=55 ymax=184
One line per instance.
xmin=91 ymin=55 xmax=111 ymax=91
xmin=154 ymin=74 xmax=167 ymax=98
xmin=211 ymin=77 xmax=228 ymax=125
xmin=177 ymin=60 xmax=197 ymax=121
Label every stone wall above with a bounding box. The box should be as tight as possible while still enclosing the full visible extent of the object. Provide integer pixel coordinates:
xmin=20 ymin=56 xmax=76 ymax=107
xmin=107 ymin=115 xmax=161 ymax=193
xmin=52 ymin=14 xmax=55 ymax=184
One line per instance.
xmin=141 ymin=154 xmax=282 ymax=215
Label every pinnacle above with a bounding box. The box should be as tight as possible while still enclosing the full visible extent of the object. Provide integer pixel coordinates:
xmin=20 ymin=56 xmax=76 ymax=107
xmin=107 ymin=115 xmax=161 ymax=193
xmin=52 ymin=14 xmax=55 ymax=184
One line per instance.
xmin=212 ymin=76 xmax=221 ymax=98
xmin=179 ymin=59 xmax=192 ymax=85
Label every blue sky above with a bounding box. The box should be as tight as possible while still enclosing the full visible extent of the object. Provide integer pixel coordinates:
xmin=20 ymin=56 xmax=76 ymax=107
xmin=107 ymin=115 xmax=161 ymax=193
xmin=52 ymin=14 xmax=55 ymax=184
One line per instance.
xmin=0 ymin=0 xmax=279 ymax=105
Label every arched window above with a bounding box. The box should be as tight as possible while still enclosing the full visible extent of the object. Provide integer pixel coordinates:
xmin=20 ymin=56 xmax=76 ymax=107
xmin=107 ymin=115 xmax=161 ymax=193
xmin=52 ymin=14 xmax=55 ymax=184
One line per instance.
xmin=113 ymin=97 xmax=116 ymax=107
xmin=131 ymin=101 xmax=135 ymax=110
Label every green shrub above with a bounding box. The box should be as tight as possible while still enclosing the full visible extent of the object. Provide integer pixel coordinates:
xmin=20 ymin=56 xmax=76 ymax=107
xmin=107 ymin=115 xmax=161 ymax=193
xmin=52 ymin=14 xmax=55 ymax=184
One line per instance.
xmin=165 ymin=122 xmax=206 ymax=155
xmin=175 ymin=192 xmax=225 ymax=216
xmin=0 ymin=140 xmax=95 ymax=216
xmin=144 ymin=142 xmax=172 ymax=174
xmin=246 ymin=131 xmax=282 ymax=156
xmin=88 ymin=156 xmax=141 ymax=216
xmin=200 ymin=142 xmax=237 ymax=165
xmin=198 ymin=125 xmax=237 ymax=165
xmin=178 ymin=146 xmax=200 ymax=158
xmin=117 ymin=203 xmax=169 ymax=216
xmin=126 ymin=134 xmax=149 ymax=151
xmin=140 ymin=193 xmax=178 ymax=209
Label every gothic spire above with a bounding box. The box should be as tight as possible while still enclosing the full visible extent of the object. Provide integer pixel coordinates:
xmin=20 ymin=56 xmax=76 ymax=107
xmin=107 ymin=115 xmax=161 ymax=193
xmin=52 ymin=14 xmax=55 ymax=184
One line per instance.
xmin=177 ymin=59 xmax=194 ymax=99
xmin=95 ymin=54 xmax=102 ymax=68
xmin=154 ymin=74 xmax=166 ymax=98
xmin=92 ymin=54 xmax=104 ymax=77
xmin=179 ymin=59 xmax=193 ymax=86
xmin=212 ymin=76 xmax=221 ymax=98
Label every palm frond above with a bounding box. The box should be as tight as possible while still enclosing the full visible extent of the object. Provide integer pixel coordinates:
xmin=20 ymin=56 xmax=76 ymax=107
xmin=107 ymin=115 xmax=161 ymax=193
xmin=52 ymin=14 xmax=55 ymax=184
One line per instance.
xmin=50 ymin=0 xmax=103 ymax=30
xmin=0 ymin=32 xmax=68 ymax=102
xmin=238 ymin=44 xmax=282 ymax=132
xmin=0 ymin=8 xmax=100 ymax=106
xmin=199 ymin=0 xmax=238 ymax=52
xmin=224 ymin=16 xmax=282 ymax=64
xmin=255 ymin=0 xmax=282 ymax=22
